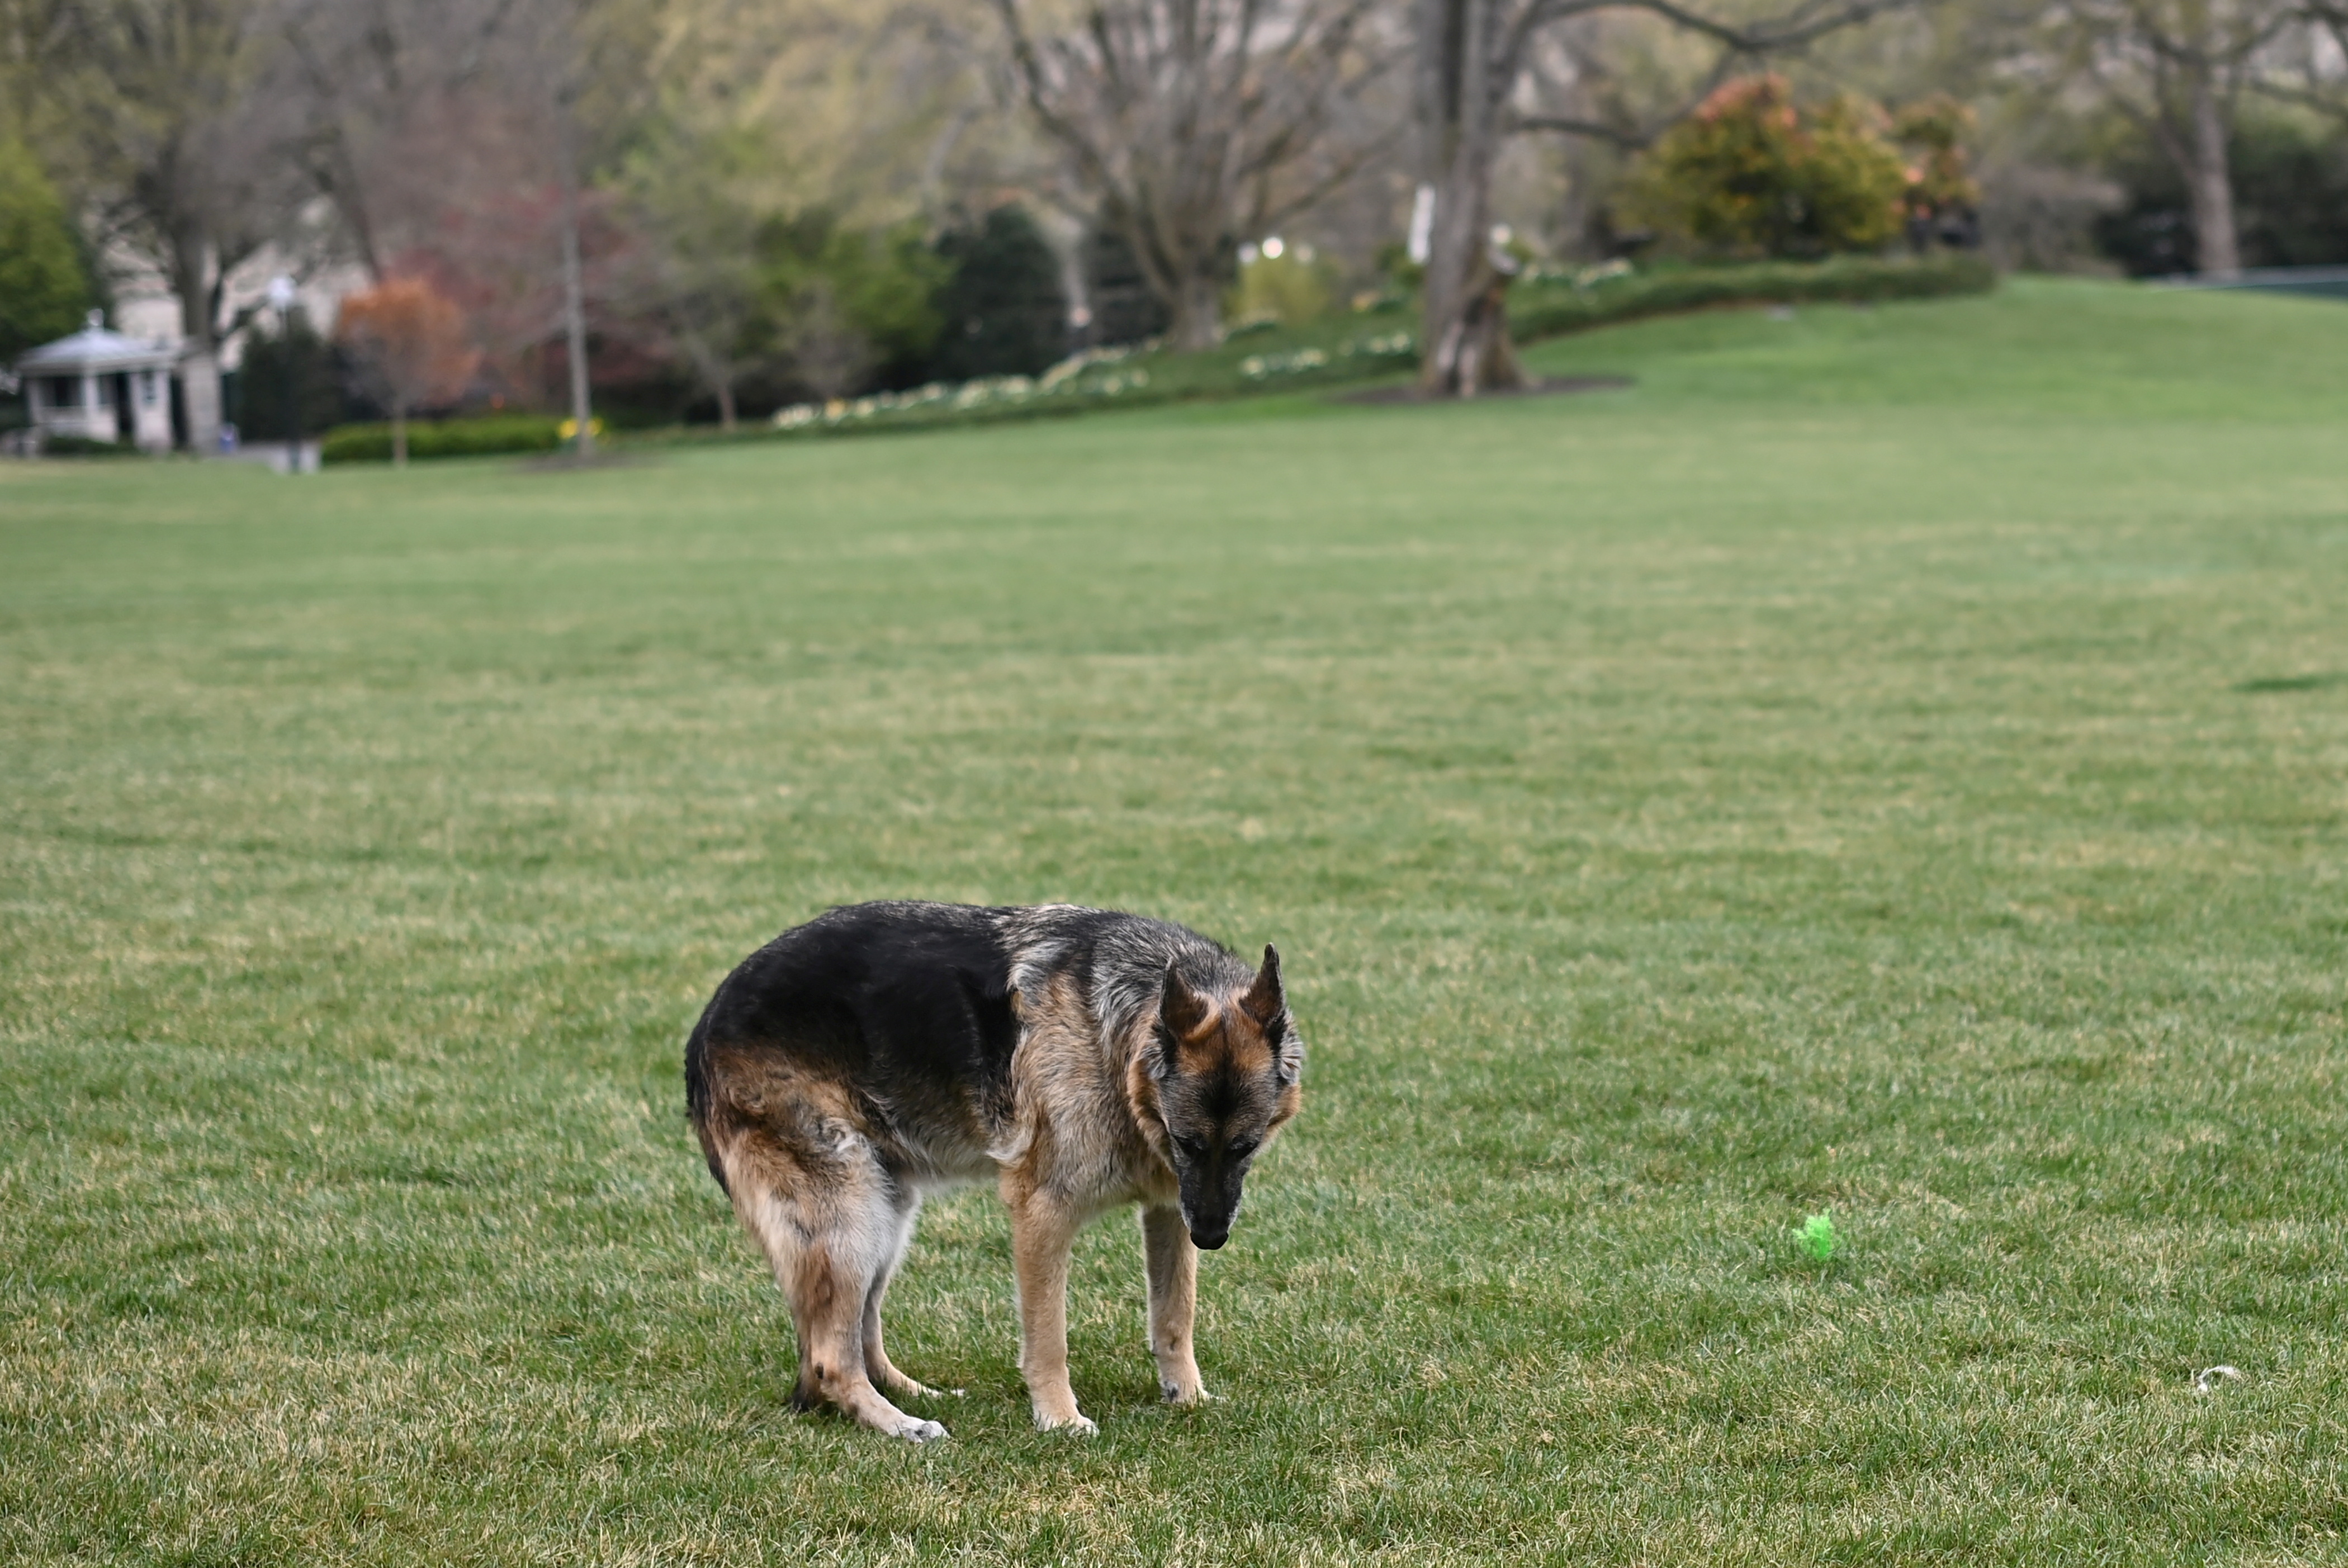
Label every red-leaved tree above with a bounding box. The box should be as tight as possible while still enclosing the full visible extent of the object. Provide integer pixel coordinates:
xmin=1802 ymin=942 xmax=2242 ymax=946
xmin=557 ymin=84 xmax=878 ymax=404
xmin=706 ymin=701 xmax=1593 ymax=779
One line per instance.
xmin=336 ymin=278 xmax=481 ymax=467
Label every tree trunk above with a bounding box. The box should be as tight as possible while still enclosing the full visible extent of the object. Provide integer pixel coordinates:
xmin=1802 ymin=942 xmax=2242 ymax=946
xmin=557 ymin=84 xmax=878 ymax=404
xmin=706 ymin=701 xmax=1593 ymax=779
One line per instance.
xmin=392 ymin=400 xmax=409 ymax=468
xmin=1169 ymin=272 xmax=1225 ymax=350
xmin=560 ymin=179 xmax=595 ymax=459
xmin=179 ymin=349 xmax=223 ymax=456
xmin=2186 ymin=70 xmax=2240 ymax=278
xmin=1416 ymin=0 xmax=1522 ymax=397
xmin=171 ymin=227 xmax=224 ymax=454
xmin=716 ymin=378 xmax=737 ymax=433
xmin=1431 ymin=258 xmax=1522 ymax=397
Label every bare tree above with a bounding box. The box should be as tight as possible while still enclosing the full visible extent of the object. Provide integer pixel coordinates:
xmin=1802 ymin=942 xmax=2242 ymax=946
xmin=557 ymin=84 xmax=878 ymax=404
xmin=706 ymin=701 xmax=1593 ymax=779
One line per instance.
xmin=2046 ymin=0 xmax=2297 ymax=277
xmin=1413 ymin=0 xmax=1892 ymax=398
xmin=278 ymin=0 xmax=658 ymax=454
xmin=277 ymin=0 xmax=519 ymax=276
xmin=992 ymin=0 xmax=1398 ymax=349
xmin=2250 ymin=2 xmax=2348 ymax=139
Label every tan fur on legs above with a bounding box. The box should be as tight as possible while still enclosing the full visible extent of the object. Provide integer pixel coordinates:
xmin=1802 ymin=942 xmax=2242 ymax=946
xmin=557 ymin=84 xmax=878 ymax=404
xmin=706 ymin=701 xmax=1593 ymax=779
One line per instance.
xmin=719 ymin=1128 xmax=947 ymax=1443
xmin=1009 ymin=1191 xmax=1093 ymax=1433
xmin=1141 ymin=1205 xmax=1208 ymax=1404
xmin=790 ymin=1247 xmax=944 ymax=1441
xmin=862 ymin=1199 xmax=959 ymax=1400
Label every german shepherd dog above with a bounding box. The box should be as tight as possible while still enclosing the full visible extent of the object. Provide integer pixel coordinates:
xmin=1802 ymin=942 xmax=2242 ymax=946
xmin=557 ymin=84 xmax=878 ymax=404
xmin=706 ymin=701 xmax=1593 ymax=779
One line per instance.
xmin=685 ymin=901 xmax=1303 ymax=1441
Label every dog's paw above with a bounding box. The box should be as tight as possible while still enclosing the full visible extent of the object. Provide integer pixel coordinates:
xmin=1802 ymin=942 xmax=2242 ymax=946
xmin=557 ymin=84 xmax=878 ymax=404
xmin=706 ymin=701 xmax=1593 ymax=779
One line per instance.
xmin=893 ymin=1417 xmax=950 ymax=1443
xmin=1161 ymin=1381 xmax=1215 ymax=1407
xmin=1034 ymin=1410 xmax=1099 ymax=1437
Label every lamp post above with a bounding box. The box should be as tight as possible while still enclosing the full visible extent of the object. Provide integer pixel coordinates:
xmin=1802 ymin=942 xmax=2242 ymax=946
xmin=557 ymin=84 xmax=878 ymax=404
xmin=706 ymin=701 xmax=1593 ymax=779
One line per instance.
xmin=267 ymin=275 xmax=300 ymax=473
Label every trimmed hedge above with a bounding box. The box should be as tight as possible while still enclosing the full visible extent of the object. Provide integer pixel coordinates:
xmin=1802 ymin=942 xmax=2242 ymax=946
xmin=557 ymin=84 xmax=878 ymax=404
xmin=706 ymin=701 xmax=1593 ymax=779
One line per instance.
xmin=1509 ymin=252 xmax=1995 ymax=343
xmin=35 ymin=433 xmax=147 ymax=459
xmin=320 ymin=415 xmax=565 ymax=465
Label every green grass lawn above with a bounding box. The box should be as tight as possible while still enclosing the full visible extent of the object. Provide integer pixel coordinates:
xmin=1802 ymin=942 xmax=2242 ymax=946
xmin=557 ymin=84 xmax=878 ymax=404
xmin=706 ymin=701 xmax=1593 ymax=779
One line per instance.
xmin=3 ymin=277 xmax=2345 ymax=1565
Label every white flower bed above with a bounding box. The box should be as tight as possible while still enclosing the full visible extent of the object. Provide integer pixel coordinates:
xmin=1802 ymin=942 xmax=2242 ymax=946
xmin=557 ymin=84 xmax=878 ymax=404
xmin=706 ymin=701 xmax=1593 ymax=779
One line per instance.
xmin=1239 ymin=331 xmax=1416 ymax=382
xmin=1519 ymin=258 xmax=1635 ymax=290
xmin=768 ymin=328 xmax=1417 ymax=433
xmin=770 ymin=344 xmax=1159 ymax=433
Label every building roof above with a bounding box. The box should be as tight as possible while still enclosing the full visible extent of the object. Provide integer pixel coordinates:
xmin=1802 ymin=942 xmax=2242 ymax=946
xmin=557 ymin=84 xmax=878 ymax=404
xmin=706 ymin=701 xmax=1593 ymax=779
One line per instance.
xmin=15 ymin=313 xmax=179 ymax=372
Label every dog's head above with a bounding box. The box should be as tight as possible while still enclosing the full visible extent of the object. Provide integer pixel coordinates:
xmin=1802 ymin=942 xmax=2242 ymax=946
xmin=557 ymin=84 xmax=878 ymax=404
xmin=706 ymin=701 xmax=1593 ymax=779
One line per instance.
xmin=1149 ymin=945 xmax=1303 ymax=1250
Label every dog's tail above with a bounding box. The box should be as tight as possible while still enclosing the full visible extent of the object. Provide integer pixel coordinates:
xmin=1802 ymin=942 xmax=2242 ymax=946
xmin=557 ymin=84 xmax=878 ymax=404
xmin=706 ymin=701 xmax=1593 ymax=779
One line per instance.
xmin=683 ymin=991 xmax=731 ymax=1196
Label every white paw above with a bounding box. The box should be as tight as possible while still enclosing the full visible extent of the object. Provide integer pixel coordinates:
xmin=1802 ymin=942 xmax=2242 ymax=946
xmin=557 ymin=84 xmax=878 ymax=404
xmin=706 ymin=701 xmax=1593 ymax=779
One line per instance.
xmin=1035 ymin=1410 xmax=1099 ymax=1436
xmin=896 ymin=1418 xmax=949 ymax=1443
xmin=1161 ymin=1382 xmax=1215 ymax=1406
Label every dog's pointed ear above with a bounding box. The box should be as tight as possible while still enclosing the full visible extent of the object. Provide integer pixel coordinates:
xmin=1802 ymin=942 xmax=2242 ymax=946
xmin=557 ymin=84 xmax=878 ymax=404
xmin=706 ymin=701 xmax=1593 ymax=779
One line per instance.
xmin=1159 ymin=960 xmax=1211 ymax=1045
xmin=1243 ymin=944 xmax=1303 ymax=1087
xmin=1239 ymin=944 xmax=1285 ymax=1025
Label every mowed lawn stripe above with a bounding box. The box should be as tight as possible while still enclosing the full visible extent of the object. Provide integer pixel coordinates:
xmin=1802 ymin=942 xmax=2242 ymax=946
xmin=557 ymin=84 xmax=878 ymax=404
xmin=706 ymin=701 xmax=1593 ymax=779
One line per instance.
xmin=2 ymin=277 xmax=2345 ymax=1564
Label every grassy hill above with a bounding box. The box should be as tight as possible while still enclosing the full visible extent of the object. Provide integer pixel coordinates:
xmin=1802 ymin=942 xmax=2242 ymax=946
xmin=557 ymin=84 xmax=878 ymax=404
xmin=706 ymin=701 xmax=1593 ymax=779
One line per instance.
xmin=3 ymin=278 xmax=2344 ymax=1565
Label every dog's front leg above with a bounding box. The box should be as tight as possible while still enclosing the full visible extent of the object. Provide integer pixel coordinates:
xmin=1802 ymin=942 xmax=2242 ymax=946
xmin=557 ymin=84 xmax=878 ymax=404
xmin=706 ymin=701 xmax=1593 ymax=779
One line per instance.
xmin=1142 ymin=1204 xmax=1209 ymax=1404
xmin=1010 ymin=1192 xmax=1095 ymax=1434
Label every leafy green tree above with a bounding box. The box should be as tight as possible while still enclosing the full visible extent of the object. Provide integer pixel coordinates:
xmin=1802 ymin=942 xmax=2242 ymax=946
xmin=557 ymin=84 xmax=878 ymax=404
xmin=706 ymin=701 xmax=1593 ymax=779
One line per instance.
xmin=927 ymin=205 xmax=1066 ymax=382
xmin=0 ymin=138 xmax=92 ymax=361
xmin=755 ymin=211 xmax=946 ymax=397
xmin=613 ymin=121 xmax=773 ymax=429
xmin=1627 ymin=76 xmax=1907 ymax=260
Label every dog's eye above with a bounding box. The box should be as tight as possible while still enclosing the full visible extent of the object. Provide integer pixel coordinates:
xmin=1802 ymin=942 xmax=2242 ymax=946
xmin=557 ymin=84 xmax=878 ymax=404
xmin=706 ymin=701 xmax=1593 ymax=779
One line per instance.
xmin=1227 ymin=1138 xmax=1258 ymax=1160
xmin=1176 ymin=1136 xmax=1208 ymax=1160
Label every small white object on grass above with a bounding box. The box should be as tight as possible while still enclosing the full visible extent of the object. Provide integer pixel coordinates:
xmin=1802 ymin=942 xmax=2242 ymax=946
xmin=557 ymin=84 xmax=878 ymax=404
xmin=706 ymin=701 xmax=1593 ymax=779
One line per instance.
xmin=2193 ymin=1365 xmax=2243 ymax=1395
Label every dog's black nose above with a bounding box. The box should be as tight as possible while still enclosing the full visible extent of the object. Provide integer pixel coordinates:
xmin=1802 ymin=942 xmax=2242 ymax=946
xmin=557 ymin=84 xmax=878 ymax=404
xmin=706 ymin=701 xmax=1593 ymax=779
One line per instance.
xmin=1191 ymin=1229 xmax=1228 ymax=1250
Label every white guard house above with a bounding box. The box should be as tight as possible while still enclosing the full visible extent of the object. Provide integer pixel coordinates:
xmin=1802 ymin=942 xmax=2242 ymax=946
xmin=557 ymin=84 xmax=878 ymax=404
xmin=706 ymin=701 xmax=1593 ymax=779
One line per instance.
xmin=15 ymin=311 xmax=179 ymax=452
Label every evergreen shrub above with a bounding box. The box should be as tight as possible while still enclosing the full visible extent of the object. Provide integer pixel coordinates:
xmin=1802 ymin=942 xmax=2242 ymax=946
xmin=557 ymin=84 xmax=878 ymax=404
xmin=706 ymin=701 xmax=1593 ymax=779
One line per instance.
xmin=928 ymin=206 xmax=1067 ymax=381
xmin=1627 ymin=77 xmax=1908 ymax=260
xmin=230 ymin=312 xmax=351 ymax=442
xmin=1085 ymin=226 xmax=1172 ymax=347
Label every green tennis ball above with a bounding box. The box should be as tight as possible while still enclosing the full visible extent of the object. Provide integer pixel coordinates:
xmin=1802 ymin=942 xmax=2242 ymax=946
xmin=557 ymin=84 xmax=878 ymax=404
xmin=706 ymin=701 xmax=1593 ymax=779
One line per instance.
xmin=1800 ymin=1212 xmax=1838 ymax=1261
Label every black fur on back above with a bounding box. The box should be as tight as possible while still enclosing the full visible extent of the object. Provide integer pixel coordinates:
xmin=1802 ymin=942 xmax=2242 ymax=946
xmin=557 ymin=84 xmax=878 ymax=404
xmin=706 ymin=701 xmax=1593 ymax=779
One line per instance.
xmin=684 ymin=901 xmax=1246 ymax=1194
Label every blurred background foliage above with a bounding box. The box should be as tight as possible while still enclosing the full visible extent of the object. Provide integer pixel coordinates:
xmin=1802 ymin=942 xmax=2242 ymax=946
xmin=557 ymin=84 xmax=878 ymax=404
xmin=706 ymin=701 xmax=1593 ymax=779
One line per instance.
xmin=0 ymin=137 xmax=94 ymax=363
xmin=4 ymin=0 xmax=2348 ymax=437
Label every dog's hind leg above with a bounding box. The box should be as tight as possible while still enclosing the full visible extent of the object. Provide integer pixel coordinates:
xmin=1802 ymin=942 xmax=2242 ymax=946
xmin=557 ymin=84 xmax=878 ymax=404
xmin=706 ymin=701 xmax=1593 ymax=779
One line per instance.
xmin=723 ymin=1134 xmax=948 ymax=1443
xmin=862 ymin=1195 xmax=959 ymax=1401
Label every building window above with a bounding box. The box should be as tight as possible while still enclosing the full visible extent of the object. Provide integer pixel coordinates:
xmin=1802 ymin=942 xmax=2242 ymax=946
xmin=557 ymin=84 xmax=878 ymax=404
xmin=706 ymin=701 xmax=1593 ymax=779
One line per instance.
xmin=46 ymin=376 xmax=80 ymax=408
xmin=93 ymin=377 xmax=112 ymax=408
